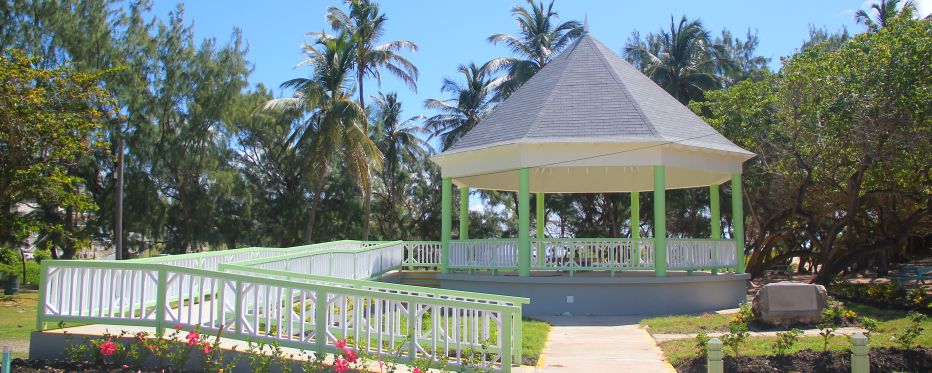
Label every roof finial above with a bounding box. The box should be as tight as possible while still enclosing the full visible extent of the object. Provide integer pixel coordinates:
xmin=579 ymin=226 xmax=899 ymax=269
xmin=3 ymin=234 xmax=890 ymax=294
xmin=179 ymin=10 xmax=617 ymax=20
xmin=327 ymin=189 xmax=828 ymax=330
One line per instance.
xmin=583 ymin=14 xmax=589 ymax=33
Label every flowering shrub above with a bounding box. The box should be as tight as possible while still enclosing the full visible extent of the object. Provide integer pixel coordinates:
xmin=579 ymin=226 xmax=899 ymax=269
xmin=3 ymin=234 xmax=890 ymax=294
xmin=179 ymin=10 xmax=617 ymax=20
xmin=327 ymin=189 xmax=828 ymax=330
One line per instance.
xmin=61 ymin=326 xmax=497 ymax=372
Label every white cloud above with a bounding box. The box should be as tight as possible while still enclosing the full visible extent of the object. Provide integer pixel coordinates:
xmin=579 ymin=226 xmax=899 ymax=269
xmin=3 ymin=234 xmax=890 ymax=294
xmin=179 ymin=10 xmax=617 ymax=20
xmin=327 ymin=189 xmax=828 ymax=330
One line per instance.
xmin=915 ymin=0 xmax=932 ymax=17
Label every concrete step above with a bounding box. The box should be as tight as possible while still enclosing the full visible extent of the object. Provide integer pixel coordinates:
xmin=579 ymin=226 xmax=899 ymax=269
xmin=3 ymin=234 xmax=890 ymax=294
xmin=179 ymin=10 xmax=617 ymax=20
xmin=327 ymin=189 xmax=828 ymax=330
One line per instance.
xmin=398 ymin=271 xmax=440 ymax=288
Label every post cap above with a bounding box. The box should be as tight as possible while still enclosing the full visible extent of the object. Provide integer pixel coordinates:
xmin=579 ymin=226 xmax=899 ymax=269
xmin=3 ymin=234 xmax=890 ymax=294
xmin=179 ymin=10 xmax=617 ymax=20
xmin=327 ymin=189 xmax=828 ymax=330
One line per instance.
xmin=850 ymin=332 xmax=868 ymax=345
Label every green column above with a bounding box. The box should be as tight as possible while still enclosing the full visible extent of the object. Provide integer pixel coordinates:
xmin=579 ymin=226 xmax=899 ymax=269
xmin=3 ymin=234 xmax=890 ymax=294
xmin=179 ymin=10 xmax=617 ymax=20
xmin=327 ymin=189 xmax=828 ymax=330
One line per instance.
xmin=710 ymin=184 xmax=721 ymax=239
xmin=441 ymin=177 xmax=452 ymax=274
xmin=460 ymin=187 xmax=469 ymax=239
xmin=631 ymin=192 xmax=640 ymax=239
xmin=731 ymin=173 xmax=745 ymax=274
xmin=536 ymin=192 xmax=545 ymax=266
xmin=518 ymin=168 xmax=530 ymax=277
xmin=653 ymin=166 xmax=667 ymax=277
xmin=536 ymin=193 xmax=545 ymax=238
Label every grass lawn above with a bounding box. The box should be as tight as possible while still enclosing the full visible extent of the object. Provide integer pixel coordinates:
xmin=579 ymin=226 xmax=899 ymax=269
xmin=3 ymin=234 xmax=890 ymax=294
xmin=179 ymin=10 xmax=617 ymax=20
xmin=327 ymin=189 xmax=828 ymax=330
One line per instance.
xmin=0 ymin=292 xmax=38 ymax=358
xmin=641 ymin=312 xmax=733 ymax=333
xmin=646 ymin=302 xmax=932 ymax=365
xmin=521 ymin=318 xmax=551 ymax=365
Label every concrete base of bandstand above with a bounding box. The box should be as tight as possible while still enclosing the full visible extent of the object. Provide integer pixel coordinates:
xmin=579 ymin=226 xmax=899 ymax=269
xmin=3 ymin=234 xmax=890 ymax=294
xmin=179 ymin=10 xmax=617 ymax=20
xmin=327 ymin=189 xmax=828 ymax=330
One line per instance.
xmin=438 ymin=270 xmax=750 ymax=317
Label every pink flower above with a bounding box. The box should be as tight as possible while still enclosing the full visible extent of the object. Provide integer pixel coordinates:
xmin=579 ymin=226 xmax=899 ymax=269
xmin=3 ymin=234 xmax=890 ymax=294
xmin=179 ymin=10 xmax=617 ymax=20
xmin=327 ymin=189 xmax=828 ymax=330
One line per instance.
xmin=186 ymin=330 xmax=200 ymax=346
xmin=203 ymin=344 xmax=212 ymax=354
xmin=335 ymin=339 xmax=347 ymax=350
xmin=343 ymin=348 xmax=357 ymax=363
xmin=174 ymin=325 xmax=184 ymax=330
xmin=100 ymin=339 xmax=117 ymax=356
xmin=413 ymin=368 xmax=422 ymax=373
xmin=333 ymin=358 xmax=350 ymax=373
xmin=378 ymin=355 xmax=384 ymax=373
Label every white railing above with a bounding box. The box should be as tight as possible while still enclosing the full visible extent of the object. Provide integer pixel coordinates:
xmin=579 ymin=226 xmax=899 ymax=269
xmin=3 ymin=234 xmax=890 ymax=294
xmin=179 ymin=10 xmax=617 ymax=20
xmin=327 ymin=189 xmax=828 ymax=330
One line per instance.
xmin=40 ymin=258 xmax=520 ymax=371
xmin=449 ymin=240 xmax=519 ymax=269
xmin=666 ymin=239 xmax=737 ymax=269
xmin=403 ymin=241 xmax=442 ymax=268
xmin=237 ymin=242 xmax=403 ymax=280
xmin=530 ymin=238 xmax=654 ymax=271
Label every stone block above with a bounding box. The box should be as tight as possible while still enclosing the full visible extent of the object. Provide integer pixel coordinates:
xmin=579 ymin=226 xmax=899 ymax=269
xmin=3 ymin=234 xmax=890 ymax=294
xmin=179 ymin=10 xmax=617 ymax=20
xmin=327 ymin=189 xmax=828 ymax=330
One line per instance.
xmin=752 ymin=281 xmax=827 ymax=327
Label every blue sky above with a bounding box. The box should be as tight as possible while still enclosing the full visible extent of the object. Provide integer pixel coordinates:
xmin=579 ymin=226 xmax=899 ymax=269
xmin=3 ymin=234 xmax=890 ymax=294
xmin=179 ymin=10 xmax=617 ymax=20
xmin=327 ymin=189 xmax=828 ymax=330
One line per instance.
xmin=150 ymin=0 xmax=928 ymax=126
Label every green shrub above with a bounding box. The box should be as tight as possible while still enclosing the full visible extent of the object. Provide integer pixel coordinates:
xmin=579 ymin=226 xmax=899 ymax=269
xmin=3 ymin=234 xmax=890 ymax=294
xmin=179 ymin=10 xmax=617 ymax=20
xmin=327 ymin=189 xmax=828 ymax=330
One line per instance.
xmin=892 ymin=312 xmax=927 ymax=348
xmin=694 ymin=331 xmax=711 ymax=358
xmin=773 ymin=328 xmax=803 ymax=355
xmin=830 ymin=280 xmax=930 ymax=310
xmin=722 ymin=302 xmax=752 ymax=357
xmin=860 ymin=316 xmax=878 ymax=337
xmin=34 ymin=249 xmax=51 ymax=263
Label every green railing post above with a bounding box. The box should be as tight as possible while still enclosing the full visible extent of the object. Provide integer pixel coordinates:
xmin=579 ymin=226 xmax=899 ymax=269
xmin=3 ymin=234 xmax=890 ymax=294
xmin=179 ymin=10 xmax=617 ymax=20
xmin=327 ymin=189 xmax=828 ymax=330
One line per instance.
xmin=707 ymin=338 xmax=724 ymax=373
xmin=631 ymin=191 xmax=640 ymax=239
xmin=731 ymin=173 xmax=745 ymax=274
xmin=460 ymin=187 xmax=469 ymax=240
xmin=408 ymin=302 xmax=417 ymax=360
xmin=514 ymin=308 xmax=523 ymax=365
xmin=441 ymin=178 xmax=452 ymax=274
xmin=155 ymin=268 xmax=167 ymax=335
xmin=518 ymin=168 xmax=530 ymax=277
xmin=851 ymin=333 xmax=869 ymax=373
xmin=501 ymin=310 xmax=514 ymax=373
xmin=234 ymin=280 xmax=243 ymax=335
xmin=34 ymin=261 xmax=48 ymax=331
xmin=2 ymin=345 xmax=11 ymax=373
xmin=653 ymin=166 xmax=667 ymax=277
xmin=315 ymin=290 xmax=328 ymax=349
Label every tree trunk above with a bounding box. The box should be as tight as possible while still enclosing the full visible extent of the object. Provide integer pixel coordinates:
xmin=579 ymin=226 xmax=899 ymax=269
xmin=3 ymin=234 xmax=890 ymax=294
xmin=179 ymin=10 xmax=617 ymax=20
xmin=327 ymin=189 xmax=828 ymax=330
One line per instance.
xmin=362 ymin=182 xmax=372 ymax=241
xmin=357 ymin=69 xmax=371 ymax=241
xmin=115 ymin=132 xmax=124 ymax=260
xmin=305 ymin=174 xmax=326 ymax=243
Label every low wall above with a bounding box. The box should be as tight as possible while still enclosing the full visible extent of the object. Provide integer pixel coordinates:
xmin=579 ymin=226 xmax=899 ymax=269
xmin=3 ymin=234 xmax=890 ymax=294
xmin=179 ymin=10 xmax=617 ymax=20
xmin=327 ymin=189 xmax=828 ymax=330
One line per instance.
xmin=438 ymin=271 xmax=750 ymax=316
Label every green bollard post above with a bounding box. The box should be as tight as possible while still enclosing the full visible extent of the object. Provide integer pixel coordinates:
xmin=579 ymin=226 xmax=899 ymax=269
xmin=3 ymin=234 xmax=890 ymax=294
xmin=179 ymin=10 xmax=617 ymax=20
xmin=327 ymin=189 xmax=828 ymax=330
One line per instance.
xmin=851 ymin=333 xmax=869 ymax=373
xmin=707 ymin=338 xmax=723 ymax=373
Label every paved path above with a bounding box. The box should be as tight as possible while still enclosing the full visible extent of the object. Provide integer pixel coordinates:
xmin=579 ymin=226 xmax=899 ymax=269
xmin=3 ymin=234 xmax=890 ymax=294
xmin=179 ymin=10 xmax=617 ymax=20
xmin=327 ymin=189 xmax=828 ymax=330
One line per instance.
xmin=521 ymin=316 xmax=675 ymax=373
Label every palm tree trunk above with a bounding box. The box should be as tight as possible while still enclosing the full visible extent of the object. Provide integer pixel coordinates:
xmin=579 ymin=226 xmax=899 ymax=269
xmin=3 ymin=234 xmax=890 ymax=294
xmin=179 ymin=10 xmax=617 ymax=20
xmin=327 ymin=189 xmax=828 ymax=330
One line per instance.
xmin=306 ymin=174 xmax=326 ymax=243
xmin=358 ymin=68 xmax=371 ymax=241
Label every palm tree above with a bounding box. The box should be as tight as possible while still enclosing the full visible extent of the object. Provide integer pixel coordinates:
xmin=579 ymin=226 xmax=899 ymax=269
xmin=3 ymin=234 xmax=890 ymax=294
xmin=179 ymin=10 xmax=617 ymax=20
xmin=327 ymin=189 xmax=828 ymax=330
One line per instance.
xmin=371 ymin=92 xmax=430 ymax=235
xmin=265 ymin=31 xmax=382 ymax=243
xmin=424 ymin=63 xmax=498 ymax=151
xmin=484 ymin=0 xmax=583 ymax=100
xmin=623 ymin=15 xmax=729 ymax=104
xmin=326 ymin=0 xmax=418 ymax=240
xmin=855 ymin=0 xmax=916 ymax=32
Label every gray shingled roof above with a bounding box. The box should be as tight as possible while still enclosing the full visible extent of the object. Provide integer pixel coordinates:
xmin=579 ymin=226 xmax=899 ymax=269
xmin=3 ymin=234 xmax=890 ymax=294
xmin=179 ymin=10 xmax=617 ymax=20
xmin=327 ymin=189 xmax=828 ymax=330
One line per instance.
xmin=443 ymin=33 xmax=753 ymax=156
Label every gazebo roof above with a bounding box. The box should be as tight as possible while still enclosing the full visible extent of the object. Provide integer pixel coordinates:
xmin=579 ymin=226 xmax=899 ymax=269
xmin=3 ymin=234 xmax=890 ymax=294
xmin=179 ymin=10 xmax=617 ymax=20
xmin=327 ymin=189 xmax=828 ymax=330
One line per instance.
xmin=431 ymin=32 xmax=754 ymax=193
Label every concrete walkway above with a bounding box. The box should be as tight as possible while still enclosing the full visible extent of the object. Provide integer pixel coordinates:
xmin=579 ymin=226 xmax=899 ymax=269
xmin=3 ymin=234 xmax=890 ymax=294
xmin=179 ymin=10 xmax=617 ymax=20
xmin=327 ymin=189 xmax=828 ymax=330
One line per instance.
xmin=523 ymin=316 xmax=675 ymax=373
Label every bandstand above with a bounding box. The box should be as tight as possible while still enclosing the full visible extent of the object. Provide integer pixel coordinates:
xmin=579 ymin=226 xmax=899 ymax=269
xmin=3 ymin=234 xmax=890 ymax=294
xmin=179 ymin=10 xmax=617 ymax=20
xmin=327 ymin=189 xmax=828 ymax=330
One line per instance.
xmin=428 ymin=31 xmax=755 ymax=316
